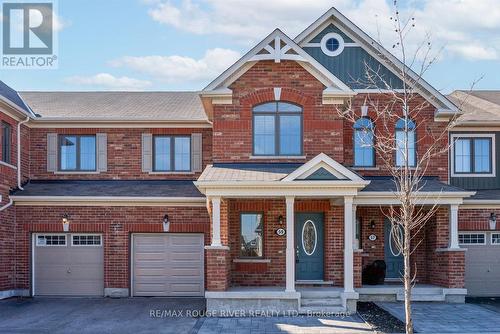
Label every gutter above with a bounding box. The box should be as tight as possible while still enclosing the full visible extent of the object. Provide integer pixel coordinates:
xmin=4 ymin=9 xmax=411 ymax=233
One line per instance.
xmin=17 ymin=116 xmax=29 ymax=190
xmin=0 ymin=198 xmax=13 ymax=212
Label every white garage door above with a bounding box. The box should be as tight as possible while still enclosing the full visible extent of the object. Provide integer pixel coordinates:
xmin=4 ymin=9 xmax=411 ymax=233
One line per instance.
xmin=33 ymin=234 xmax=104 ymax=296
xmin=461 ymin=232 xmax=500 ymax=297
xmin=132 ymin=234 xmax=204 ymax=297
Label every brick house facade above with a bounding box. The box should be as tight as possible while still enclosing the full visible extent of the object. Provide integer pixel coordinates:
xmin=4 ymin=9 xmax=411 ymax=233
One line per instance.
xmin=0 ymin=7 xmax=497 ymax=314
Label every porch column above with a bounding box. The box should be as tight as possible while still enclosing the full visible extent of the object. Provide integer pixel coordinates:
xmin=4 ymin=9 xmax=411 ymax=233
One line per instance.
xmin=285 ymin=196 xmax=295 ymax=292
xmin=449 ymin=204 xmax=459 ymax=249
xmin=344 ymin=196 xmax=354 ymax=293
xmin=352 ymin=204 xmax=358 ymax=250
xmin=211 ymin=196 xmax=222 ymax=246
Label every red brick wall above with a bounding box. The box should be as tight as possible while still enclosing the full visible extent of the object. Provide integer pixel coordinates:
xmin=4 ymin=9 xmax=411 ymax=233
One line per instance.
xmin=29 ymin=127 xmax=212 ymax=180
xmin=459 ymin=208 xmax=500 ymax=231
xmin=14 ymin=205 xmax=210 ymax=291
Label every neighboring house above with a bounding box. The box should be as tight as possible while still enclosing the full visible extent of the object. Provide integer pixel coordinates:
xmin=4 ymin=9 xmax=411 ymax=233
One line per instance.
xmin=448 ymin=90 xmax=500 ymax=297
xmin=0 ymin=7 xmax=496 ymax=314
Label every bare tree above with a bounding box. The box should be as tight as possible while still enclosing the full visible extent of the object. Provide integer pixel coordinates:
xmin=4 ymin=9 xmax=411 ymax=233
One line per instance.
xmin=336 ymin=2 xmax=477 ymax=333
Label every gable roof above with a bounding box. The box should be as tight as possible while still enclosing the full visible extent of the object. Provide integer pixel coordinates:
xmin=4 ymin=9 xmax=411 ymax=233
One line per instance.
xmin=0 ymin=81 xmax=35 ymax=117
xmin=448 ymin=90 xmax=500 ymax=125
xmin=282 ymin=153 xmax=363 ymax=181
xmin=294 ymin=7 xmax=458 ymax=114
xmin=203 ymin=29 xmax=355 ymax=96
xmin=19 ymin=91 xmax=209 ymax=122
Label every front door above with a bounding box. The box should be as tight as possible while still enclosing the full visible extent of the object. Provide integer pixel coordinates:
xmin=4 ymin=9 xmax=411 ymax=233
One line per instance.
xmin=384 ymin=219 xmax=404 ymax=279
xmin=295 ymin=213 xmax=324 ymax=280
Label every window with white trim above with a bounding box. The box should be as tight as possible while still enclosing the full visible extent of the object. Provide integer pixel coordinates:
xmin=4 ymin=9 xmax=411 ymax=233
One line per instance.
xmin=452 ymin=134 xmax=495 ymax=176
xmin=36 ymin=235 xmax=66 ymax=246
xmin=72 ymin=235 xmax=102 ymax=246
xmin=492 ymin=233 xmax=500 ymax=245
xmin=458 ymin=233 xmax=486 ymax=245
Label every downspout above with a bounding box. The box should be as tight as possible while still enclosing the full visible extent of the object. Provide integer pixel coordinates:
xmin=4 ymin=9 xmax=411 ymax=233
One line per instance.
xmin=17 ymin=116 xmax=29 ymax=190
xmin=0 ymin=198 xmax=13 ymax=211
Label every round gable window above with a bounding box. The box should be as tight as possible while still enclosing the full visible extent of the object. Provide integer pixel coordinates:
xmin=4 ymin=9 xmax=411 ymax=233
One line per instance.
xmin=321 ymin=32 xmax=345 ymax=57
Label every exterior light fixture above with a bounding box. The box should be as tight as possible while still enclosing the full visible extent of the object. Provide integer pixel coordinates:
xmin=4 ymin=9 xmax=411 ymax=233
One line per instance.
xmin=278 ymin=215 xmax=284 ymax=225
xmin=370 ymin=220 xmax=376 ymax=229
xmin=361 ymin=105 xmax=368 ymax=117
xmin=162 ymin=214 xmax=170 ymax=232
xmin=62 ymin=213 xmax=70 ymax=232
xmin=489 ymin=213 xmax=497 ymax=230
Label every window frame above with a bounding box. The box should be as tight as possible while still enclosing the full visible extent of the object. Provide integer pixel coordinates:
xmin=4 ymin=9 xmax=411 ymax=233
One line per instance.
xmin=252 ymin=102 xmax=303 ymax=157
xmin=239 ymin=212 xmax=264 ymax=259
xmin=491 ymin=233 xmax=500 ymax=245
xmin=451 ymin=134 xmax=495 ymax=177
xmin=458 ymin=232 xmax=486 ymax=245
xmin=353 ymin=117 xmax=376 ymax=167
xmin=35 ymin=234 xmax=67 ymax=247
xmin=71 ymin=234 xmax=102 ymax=247
xmin=1 ymin=121 xmax=12 ymax=164
xmin=395 ymin=118 xmax=417 ymax=167
xmin=58 ymin=134 xmax=97 ymax=172
xmin=152 ymin=135 xmax=191 ymax=172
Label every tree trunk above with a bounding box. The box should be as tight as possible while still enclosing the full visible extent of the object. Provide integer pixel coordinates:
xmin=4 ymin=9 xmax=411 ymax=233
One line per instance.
xmin=403 ymin=225 xmax=414 ymax=334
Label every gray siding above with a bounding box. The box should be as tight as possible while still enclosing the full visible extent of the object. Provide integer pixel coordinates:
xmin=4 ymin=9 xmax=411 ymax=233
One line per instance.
xmin=450 ymin=132 xmax=500 ymax=190
xmin=308 ymin=24 xmax=354 ymax=43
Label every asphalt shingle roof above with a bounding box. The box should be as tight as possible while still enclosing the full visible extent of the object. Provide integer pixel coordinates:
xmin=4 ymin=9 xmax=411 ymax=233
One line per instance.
xmin=19 ymin=91 xmax=208 ymax=121
xmin=361 ymin=177 xmax=467 ymax=193
xmin=11 ymin=180 xmax=203 ymax=197
xmin=467 ymin=189 xmax=500 ymax=201
xmin=448 ymin=91 xmax=500 ymax=123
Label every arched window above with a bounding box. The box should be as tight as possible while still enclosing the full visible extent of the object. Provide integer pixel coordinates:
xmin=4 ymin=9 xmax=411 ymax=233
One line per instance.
xmin=253 ymin=102 xmax=302 ymax=156
xmin=353 ymin=118 xmax=374 ymax=167
xmin=395 ymin=118 xmax=416 ymax=167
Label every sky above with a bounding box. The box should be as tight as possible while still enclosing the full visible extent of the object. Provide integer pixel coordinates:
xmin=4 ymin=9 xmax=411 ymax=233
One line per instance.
xmin=1 ymin=0 xmax=499 ymax=93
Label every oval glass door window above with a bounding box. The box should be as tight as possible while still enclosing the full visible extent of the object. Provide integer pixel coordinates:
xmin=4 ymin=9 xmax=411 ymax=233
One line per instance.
xmin=302 ymin=220 xmax=317 ymax=256
xmin=389 ymin=224 xmax=403 ymax=256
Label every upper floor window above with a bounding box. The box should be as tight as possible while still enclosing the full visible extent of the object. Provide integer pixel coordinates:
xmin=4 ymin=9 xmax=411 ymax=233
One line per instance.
xmin=452 ymin=134 xmax=494 ymax=177
xmin=253 ymin=102 xmax=302 ymax=156
xmin=353 ymin=118 xmax=374 ymax=167
xmin=1 ymin=121 xmax=11 ymax=164
xmin=59 ymin=135 xmax=96 ymax=171
xmin=153 ymin=136 xmax=191 ymax=172
xmin=395 ymin=118 xmax=416 ymax=167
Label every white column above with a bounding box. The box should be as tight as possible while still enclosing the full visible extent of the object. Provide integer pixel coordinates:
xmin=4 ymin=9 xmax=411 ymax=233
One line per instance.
xmin=352 ymin=204 xmax=358 ymax=250
xmin=211 ymin=197 xmax=222 ymax=247
xmin=344 ymin=196 xmax=354 ymax=293
xmin=449 ymin=204 xmax=459 ymax=249
xmin=285 ymin=196 xmax=295 ymax=292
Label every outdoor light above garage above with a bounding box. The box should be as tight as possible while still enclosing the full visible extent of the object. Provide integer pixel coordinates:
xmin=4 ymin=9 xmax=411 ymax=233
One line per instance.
xmin=489 ymin=213 xmax=497 ymax=230
xmin=62 ymin=214 xmax=70 ymax=232
xmin=162 ymin=214 xmax=170 ymax=232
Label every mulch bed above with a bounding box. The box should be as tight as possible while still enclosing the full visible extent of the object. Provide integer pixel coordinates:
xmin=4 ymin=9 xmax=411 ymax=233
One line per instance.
xmin=357 ymin=302 xmax=407 ymax=333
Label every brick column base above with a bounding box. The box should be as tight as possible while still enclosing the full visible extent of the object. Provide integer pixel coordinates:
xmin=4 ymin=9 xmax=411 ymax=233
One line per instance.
xmin=206 ymin=247 xmax=231 ymax=291
xmin=428 ymin=250 xmax=465 ymax=288
xmin=354 ymin=251 xmax=362 ymax=288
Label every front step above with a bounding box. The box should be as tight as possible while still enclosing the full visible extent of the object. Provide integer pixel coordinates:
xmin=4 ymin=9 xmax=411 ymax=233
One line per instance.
xmin=299 ymin=289 xmax=341 ymax=299
xmin=298 ymin=306 xmax=346 ymax=315
xmin=396 ymin=289 xmax=445 ymax=302
xmin=301 ymin=298 xmax=342 ymax=306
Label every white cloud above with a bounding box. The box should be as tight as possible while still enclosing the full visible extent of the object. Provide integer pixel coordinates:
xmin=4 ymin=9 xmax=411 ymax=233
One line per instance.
xmin=144 ymin=0 xmax=500 ymax=61
xmin=64 ymin=73 xmax=152 ymax=90
xmin=109 ymin=48 xmax=241 ymax=83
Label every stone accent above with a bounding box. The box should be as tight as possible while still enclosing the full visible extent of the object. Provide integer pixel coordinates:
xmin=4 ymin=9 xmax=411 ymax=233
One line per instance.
xmin=104 ymin=288 xmax=129 ymax=298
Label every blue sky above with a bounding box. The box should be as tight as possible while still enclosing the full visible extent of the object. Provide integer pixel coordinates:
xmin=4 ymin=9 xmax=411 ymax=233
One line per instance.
xmin=1 ymin=0 xmax=499 ymax=93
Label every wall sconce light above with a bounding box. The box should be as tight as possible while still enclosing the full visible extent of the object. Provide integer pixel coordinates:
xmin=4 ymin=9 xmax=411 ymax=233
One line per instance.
xmin=370 ymin=220 xmax=376 ymax=229
xmin=361 ymin=105 xmax=368 ymax=117
xmin=489 ymin=213 xmax=497 ymax=230
xmin=62 ymin=213 xmax=70 ymax=232
xmin=278 ymin=215 xmax=284 ymax=225
xmin=162 ymin=214 xmax=170 ymax=232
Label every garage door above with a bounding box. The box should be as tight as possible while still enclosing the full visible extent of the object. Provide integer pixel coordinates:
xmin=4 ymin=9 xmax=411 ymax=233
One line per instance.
xmin=462 ymin=232 xmax=500 ymax=297
xmin=132 ymin=234 xmax=204 ymax=297
xmin=33 ymin=234 xmax=104 ymax=296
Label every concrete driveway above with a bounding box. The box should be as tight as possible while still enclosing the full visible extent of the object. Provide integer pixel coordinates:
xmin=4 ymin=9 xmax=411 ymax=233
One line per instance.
xmin=0 ymin=297 xmax=205 ymax=334
xmin=467 ymin=297 xmax=500 ymax=314
xmin=377 ymin=302 xmax=500 ymax=333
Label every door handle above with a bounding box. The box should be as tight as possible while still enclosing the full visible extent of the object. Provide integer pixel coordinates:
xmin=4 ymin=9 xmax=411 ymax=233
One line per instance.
xmin=296 ymin=246 xmax=299 ymax=263
xmin=67 ymin=268 xmax=71 ymax=274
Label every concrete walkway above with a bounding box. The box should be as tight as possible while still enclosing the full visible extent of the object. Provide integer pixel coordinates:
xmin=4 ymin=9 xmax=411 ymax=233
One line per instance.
xmin=377 ymin=302 xmax=500 ymax=333
xmin=196 ymin=314 xmax=373 ymax=334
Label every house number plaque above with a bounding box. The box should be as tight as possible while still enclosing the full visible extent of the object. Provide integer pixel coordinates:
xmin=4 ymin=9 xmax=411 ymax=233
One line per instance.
xmin=276 ymin=228 xmax=286 ymax=236
xmin=368 ymin=234 xmax=377 ymax=241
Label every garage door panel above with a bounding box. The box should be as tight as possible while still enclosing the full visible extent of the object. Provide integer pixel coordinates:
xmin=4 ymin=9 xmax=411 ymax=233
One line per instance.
xmin=465 ymin=241 xmax=500 ymax=297
xmin=133 ymin=234 xmax=204 ymax=297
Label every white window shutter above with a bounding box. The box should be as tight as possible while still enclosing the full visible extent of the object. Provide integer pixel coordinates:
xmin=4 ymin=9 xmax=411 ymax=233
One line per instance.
xmin=96 ymin=133 xmax=107 ymax=172
xmin=47 ymin=133 xmax=58 ymax=172
xmin=191 ymin=133 xmax=202 ymax=172
xmin=142 ymin=133 xmax=153 ymax=172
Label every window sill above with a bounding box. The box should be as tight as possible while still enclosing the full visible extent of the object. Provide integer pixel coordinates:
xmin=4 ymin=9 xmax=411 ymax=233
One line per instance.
xmin=0 ymin=160 xmax=17 ymax=170
xmin=351 ymin=166 xmax=379 ymax=171
xmin=451 ymin=173 xmax=495 ymax=178
xmin=249 ymin=155 xmax=306 ymax=160
xmin=233 ymin=258 xmax=271 ymax=263
xmin=148 ymin=171 xmax=195 ymax=175
xmin=54 ymin=171 xmax=100 ymax=175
